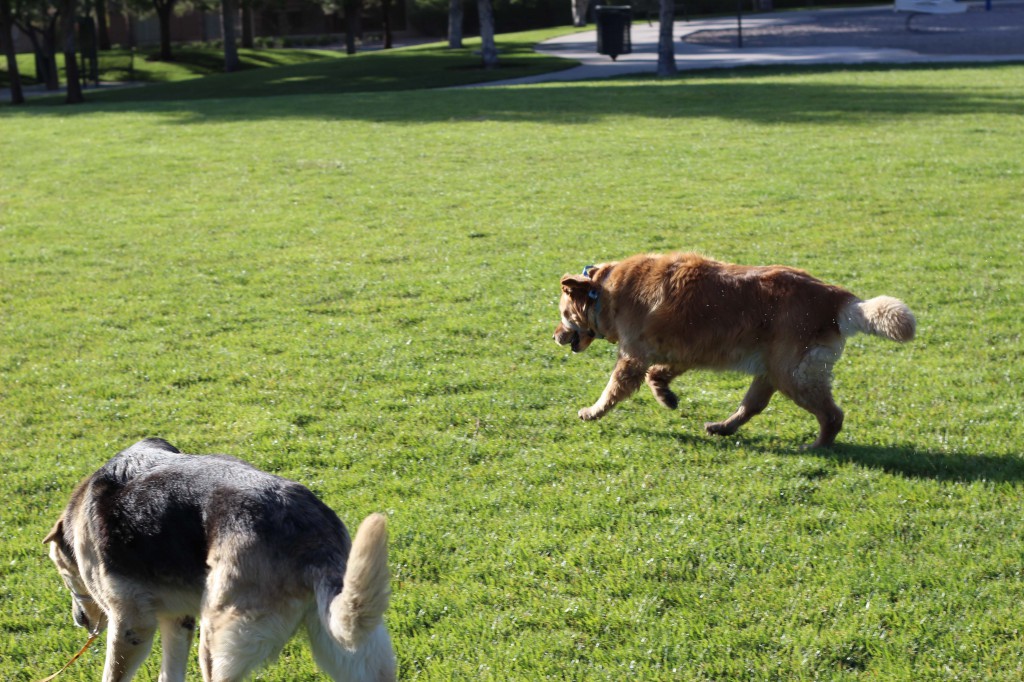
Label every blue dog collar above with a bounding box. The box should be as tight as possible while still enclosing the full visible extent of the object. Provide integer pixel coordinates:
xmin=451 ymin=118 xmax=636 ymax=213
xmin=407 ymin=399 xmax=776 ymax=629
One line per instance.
xmin=580 ymin=265 xmax=603 ymax=337
xmin=582 ymin=265 xmax=600 ymax=300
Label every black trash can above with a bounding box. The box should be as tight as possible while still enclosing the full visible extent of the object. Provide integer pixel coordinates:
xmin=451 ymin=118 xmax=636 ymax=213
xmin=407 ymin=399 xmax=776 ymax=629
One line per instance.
xmin=595 ymin=5 xmax=632 ymax=61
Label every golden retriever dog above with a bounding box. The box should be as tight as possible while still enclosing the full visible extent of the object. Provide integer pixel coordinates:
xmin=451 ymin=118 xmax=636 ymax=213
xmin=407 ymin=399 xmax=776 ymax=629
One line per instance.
xmin=45 ymin=438 xmax=396 ymax=682
xmin=553 ymin=253 xmax=915 ymax=448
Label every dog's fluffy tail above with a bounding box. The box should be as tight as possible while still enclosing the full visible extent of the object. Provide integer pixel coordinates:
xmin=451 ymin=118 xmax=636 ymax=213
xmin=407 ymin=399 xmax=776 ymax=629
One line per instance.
xmin=323 ymin=513 xmax=392 ymax=650
xmin=839 ymin=296 xmax=916 ymax=343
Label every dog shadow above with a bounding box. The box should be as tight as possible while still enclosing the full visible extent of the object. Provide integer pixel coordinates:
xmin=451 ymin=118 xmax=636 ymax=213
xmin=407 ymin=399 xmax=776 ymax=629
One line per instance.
xmin=816 ymin=443 xmax=1024 ymax=485
xmin=641 ymin=427 xmax=1024 ymax=485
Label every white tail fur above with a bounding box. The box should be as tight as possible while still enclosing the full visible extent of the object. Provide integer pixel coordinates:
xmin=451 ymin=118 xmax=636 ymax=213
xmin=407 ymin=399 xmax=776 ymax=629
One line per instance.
xmin=326 ymin=513 xmax=392 ymax=650
xmin=839 ymin=296 xmax=916 ymax=343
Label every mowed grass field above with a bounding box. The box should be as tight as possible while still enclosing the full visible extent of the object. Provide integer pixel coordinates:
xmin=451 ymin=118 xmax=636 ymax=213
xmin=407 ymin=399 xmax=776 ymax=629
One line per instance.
xmin=2 ymin=61 xmax=1024 ymax=680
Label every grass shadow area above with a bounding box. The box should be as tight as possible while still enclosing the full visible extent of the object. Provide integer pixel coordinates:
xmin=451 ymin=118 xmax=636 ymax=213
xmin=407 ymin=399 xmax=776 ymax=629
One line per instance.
xmin=636 ymin=423 xmax=1024 ymax=484
xmin=7 ymin=32 xmax=579 ymax=105
xmin=11 ymin=62 xmax=1022 ymax=127
xmin=0 ymin=46 xmax=345 ymax=89
xmin=822 ymin=444 xmax=1024 ymax=484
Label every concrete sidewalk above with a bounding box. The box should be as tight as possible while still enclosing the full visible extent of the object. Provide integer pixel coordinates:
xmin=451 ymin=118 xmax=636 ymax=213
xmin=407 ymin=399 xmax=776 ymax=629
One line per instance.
xmin=479 ymin=1 xmax=1024 ymax=86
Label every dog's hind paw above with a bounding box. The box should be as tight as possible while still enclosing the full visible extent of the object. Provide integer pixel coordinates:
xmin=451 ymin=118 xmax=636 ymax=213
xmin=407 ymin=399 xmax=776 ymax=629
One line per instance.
xmin=704 ymin=421 xmax=737 ymax=437
xmin=655 ymin=390 xmax=679 ymax=410
xmin=578 ymin=407 xmax=600 ymax=421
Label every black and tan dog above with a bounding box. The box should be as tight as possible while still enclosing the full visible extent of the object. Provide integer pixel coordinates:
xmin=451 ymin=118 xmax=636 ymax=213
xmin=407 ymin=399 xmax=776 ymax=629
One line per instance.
xmin=45 ymin=438 xmax=396 ymax=682
xmin=554 ymin=253 xmax=916 ymax=448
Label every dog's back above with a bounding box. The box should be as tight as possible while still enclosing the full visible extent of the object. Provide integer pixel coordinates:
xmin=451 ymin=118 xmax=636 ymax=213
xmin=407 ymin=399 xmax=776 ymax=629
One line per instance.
xmin=604 ymin=253 xmax=858 ymax=371
xmin=85 ymin=438 xmax=350 ymax=591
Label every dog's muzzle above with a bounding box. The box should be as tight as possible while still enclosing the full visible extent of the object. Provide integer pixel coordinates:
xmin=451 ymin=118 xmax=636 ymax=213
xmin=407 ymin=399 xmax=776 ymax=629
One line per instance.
xmin=554 ymin=323 xmax=595 ymax=353
xmin=66 ymin=584 xmax=105 ymax=635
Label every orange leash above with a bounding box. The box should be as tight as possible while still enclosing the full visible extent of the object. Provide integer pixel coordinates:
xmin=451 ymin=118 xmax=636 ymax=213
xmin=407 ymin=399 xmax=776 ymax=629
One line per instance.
xmin=36 ymin=633 xmax=99 ymax=682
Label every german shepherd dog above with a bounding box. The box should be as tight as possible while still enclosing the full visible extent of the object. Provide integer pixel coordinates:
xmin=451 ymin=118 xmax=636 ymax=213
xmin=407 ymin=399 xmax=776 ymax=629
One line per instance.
xmin=44 ymin=438 xmax=396 ymax=682
xmin=553 ymin=253 xmax=916 ymax=448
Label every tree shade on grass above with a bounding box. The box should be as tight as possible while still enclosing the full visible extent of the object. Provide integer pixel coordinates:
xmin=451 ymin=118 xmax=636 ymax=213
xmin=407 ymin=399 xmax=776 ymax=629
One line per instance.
xmin=1 ymin=28 xmax=583 ymax=102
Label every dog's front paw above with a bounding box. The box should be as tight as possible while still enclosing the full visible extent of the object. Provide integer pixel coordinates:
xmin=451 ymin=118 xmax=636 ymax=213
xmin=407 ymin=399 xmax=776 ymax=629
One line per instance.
xmin=578 ymin=407 xmax=600 ymax=421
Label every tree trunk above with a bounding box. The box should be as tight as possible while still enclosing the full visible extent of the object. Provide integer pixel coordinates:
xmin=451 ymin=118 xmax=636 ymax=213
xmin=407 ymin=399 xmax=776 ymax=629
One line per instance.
xmin=447 ymin=0 xmax=462 ymax=48
xmin=156 ymin=3 xmax=173 ymax=60
xmin=0 ymin=0 xmax=24 ymax=104
xmin=343 ymin=0 xmax=358 ymax=54
xmin=44 ymin=17 xmax=59 ymax=89
xmin=95 ymin=0 xmax=110 ymax=50
xmin=656 ymin=0 xmax=676 ymax=76
xmin=221 ymin=0 xmax=239 ymax=72
xmin=570 ymin=0 xmax=589 ymax=27
xmin=476 ymin=0 xmax=497 ymax=69
xmin=60 ymin=0 xmax=83 ymax=103
xmin=381 ymin=0 xmax=391 ymax=49
xmin=240 ymin=0 xmax=253 ymax=49
xmin=25 ymin=18 xmax=61 ymax=90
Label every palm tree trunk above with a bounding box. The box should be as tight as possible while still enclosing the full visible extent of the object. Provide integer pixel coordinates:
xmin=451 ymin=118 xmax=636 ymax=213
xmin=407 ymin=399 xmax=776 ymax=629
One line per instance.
xmin=222 ymin=0 xmax=239 ymax=71
xmin=241 ymin=0 xmax=253 ymax=49
xmin=0 ymin=0 xmax=24 ymax=103
xmin=448 ymin=0 xmax=462 ymax=48
xmin=476 ymin=0 xmax=497 ymax=69
xmin=60 ymin=0 xmax=83 ymax=103
xmin=381 ymin=0 xmax=391 ymax=49
xmin=571 ymin=0 xmax=589 ymax=27
xmin=95 ymin=0 xmax=111 ymax=50
xmin=656 ymin=0 xmax=676 ymax=76
xmin=156 ymin=3 xmax=173 ymax=60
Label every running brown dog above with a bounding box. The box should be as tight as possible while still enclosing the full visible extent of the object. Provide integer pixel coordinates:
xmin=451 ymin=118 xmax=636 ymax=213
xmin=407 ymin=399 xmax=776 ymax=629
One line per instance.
xmin=553 ymin=253 xmax=915 ymax=448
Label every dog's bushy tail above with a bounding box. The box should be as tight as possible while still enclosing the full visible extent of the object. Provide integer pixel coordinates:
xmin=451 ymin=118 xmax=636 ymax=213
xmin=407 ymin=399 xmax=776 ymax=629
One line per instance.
xmin=324 ymin=513 xmax=392 ymax=650
xmin=839 ymin=296 xmax=916 ymax=343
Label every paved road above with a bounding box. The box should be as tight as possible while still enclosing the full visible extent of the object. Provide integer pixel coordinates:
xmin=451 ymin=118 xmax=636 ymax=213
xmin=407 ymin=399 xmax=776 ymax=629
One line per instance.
xmin=482 ymin=0 xmax=1024 ymax=86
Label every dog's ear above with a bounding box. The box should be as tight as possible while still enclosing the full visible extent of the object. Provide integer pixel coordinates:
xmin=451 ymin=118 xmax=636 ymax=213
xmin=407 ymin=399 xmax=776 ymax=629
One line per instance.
xmin=561 ymin=274 xmax=595 ymax=298
xmin=43 ymin=518 xmax=63 ymax=545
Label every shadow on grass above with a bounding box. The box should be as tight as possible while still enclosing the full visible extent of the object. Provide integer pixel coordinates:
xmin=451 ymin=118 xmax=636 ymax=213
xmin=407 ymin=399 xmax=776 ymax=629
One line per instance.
xmin=819 ymin=444 xmax=1024 ymax=485
xmin=7 ymin=61 xmax=1023 ymax=126
xmin=635 ymin=422 xmax=1024 ymax=483
xmin=676 ymin=430 xmax=1024 ymax=484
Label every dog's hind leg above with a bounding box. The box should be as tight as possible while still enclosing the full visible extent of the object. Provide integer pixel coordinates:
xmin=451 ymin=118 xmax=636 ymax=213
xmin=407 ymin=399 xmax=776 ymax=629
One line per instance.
xmin=102 ymin=614 xmax=157 ymax=682
xmin=579 ymin=356 xmax=647 ymax=421
xmin=198 ymin=600 xmax=306 ymax=682
xmin=646 ymin=365 xmax=681 ymax=410
xmin=705 ymin=374 xmax=775 ymax=438
xmin=305 ymin=609 xmax=396 ymax=682
xmin=791 ymin=388 xmax=844 ymax=449
xmin=776 ymin=347 xmax=844 ymax=448
xmin=157 ymin=615 xmax=195 ymax=682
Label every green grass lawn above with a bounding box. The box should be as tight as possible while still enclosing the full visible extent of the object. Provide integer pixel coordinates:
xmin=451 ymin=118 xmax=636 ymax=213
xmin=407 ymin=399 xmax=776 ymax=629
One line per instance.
xmin=1 ymin=61 xmax=1023 ymax=680
xmin=1 ymin=28 xmax=581 ymax=98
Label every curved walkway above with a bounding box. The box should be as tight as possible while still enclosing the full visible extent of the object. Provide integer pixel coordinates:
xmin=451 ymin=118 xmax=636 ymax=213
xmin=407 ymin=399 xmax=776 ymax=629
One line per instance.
xmin=483 ymin=0 xmax=1024 ymax=86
